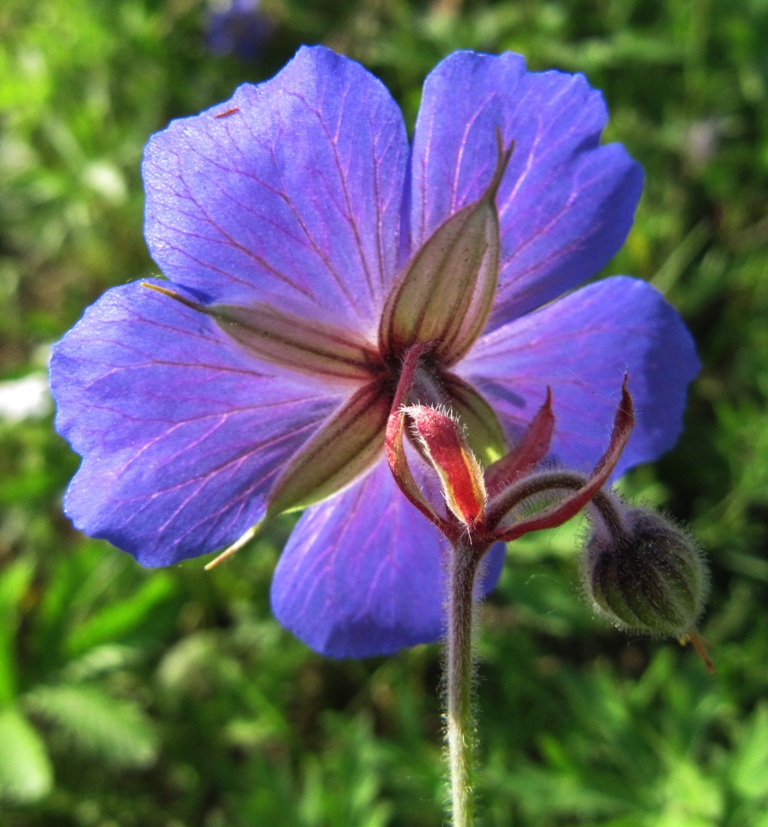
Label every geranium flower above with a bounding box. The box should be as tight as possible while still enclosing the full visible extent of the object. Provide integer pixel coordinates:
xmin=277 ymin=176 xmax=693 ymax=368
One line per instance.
xmin=50 ymin=47 xmax=698 ymax=657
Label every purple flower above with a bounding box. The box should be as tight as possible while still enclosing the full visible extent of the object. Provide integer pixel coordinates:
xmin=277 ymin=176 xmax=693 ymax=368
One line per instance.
xmin=50 ymin=47 xmax=699 ymax=658
xmin=205 ymin=0 xmax=270 ymax=61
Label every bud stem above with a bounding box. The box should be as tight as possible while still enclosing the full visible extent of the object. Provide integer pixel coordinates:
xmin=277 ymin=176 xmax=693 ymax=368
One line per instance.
xmin=588 ymin=489 xmax=633 ymax=547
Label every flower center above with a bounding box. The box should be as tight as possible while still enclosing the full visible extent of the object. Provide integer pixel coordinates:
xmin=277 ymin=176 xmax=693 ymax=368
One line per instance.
xmin=140 ymin=132 xmax=514 ymax=518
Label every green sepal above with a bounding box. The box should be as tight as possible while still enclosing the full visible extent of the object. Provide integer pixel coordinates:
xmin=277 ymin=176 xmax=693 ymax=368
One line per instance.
xmin=266 ymin=380 xmax=390 ymax=517
xmin=443 ymin=373 xmax=508 ymax=465
xmin=379 ymin=137 xmax=513 ymax=365
xmin=210 ymin=302 xmax=378 ymax=382
xmin=141 ymin=282 xmax=378 ymax=382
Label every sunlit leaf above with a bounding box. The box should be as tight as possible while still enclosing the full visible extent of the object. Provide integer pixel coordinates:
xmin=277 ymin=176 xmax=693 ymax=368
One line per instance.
xmin=24 ymin=684 xmax=158 ymax=769
xmin=0 ymin=706 xmax=53 ymax=803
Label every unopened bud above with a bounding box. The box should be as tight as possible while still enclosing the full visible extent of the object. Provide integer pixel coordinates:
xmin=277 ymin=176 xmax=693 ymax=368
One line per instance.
xmin=583 ymin=507 xmax=708 ymax=638
xmin=404 ymin=404 xmax=486 ymax=528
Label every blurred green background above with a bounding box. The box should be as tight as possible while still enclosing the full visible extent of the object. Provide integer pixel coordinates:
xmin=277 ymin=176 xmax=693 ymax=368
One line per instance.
xmin=2 ymin=0 xmax=768 ymax=824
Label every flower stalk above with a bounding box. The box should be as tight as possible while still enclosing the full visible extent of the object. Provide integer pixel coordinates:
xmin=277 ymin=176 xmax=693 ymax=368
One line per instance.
xmin=445 ymin=539 xmax=487 ymax=827
xmin=385 ymin=347 xmax=648 ymax=824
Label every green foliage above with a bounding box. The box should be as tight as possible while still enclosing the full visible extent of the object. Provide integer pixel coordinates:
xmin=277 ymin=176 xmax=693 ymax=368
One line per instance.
xmin=2 ymin=0 xmax=768 ymax=824
xmin=23 ymin=684 xmax=158 ymax=769
xmin=0 ymin=707 xmax=53 ymax=804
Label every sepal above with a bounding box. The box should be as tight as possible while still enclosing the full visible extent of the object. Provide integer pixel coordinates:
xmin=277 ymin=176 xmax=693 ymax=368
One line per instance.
xmin=141 ymin=282 xmax=378 ymax=382
xmin=266 ymin=381 xmax=390 ymax=516
xmin=379 ymin=134 xmax=513 ymax=365
xmin=486 ymin=377 xmax=633 ymax=540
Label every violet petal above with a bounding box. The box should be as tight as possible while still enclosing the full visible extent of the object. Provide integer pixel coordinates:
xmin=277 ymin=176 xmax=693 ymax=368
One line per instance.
xmin=270 ymin=461 xmax=504 ymax=657
xmin=410 ymin=51 xmax=643 ymax=326
xmin=50 ymin=281 xmax=342 ymax=566
xmin=456 ymin=276 xmax=700 ymax=475
xmin=143 ymin=45 xmax=409 ymax=331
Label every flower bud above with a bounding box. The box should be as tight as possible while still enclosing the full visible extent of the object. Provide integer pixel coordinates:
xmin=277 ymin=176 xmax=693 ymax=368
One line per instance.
xmin=583 ymin=507 xmax=708 ymax=638
xmin=404 ymin=404 xmax=487 ymax=529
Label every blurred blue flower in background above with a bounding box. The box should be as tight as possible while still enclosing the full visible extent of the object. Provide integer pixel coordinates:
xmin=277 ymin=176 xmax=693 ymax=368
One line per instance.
xmin=206 ymin=0 xmax=270 ymax=60
xmin=50 ymin=47 xmax=699 ymax=657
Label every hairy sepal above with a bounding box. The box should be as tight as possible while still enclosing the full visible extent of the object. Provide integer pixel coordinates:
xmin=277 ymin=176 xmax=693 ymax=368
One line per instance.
xmin=267 ymin=381 xmax=389 ymax=516
xmin=379 ymin=138 xmax=513 ymax=365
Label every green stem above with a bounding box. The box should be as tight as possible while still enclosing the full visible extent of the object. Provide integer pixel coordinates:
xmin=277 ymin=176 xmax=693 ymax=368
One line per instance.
xmin=445 ymin=539 xmax=482 ymax=827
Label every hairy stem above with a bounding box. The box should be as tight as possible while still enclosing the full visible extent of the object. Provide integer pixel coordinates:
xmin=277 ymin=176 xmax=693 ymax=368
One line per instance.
xmin=587 ymin=489 xmax=633 ymax=546
xmin=445 ymin=539 xmax=483 ymax=827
